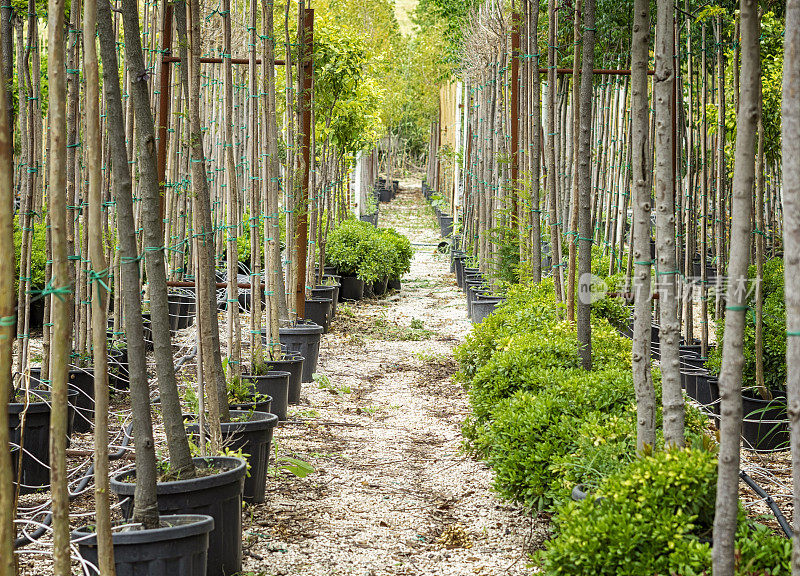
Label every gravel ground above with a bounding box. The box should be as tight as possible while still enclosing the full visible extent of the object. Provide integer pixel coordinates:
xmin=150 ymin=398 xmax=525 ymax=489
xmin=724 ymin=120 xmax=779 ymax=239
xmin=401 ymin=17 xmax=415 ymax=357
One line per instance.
xmin=240 ymin=183 xmax=543 ymax=576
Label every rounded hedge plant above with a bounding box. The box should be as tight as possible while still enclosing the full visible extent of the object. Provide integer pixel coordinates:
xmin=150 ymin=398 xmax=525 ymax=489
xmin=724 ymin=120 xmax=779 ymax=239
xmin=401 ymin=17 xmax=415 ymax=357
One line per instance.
xmin=325 ymin=219 xmax=412 ymax=283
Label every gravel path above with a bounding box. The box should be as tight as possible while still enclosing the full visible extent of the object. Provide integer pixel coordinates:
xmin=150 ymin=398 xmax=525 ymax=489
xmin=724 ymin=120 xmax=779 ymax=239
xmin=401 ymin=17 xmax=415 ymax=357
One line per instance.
xmin=241 ymin=182 xmax=543 ymax=576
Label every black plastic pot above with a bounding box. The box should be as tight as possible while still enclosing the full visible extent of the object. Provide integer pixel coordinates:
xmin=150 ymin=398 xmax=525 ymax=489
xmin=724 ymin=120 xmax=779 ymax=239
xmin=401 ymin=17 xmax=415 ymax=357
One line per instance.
xmin=30 ymin=367 xmax=94 ymax=433
xmin=467 ymin=286 xmax=491 ymax=319
xmin=451 ymin=250 xmax=465 ymax=274
xmin=108 ymin=347 xmax=129 ymax=391
xmin=242 ymin=371 xmax=290 ymax=420
xmin=255 ymin=352 xmax=304 ymax=404
xmin=379 ymin=185 xmax=392 ymax=203
xmin=8 ymin=389 xmax=78 ymax=493
xmin=229 ymin=395 xmax=272 ymax=415
xmin=372 ymin=276 xmax=389 ymax=297
xmin=742 ymin=391 xmax=789 ymax=452
xmin=312 ymin=286 xmax=337 ymax=318
xmin=359 ymin=212 xmax=378 ymax=226
xmin=317 ymin=276 xmax=341 ymax=316
xmin=302 ymin=298 xmax=333 ymax=333
xmin=111 ymin=456 xmax=246 ymax=576
xmin=695 ymin=373 xmax=720 ymax=413
xmin=471 ymin=297 xmax=503 ymax=324
xmin=324 ymin=266 xmax=338 ymax=276
xmin=280 ymin=321 xmax=324 ymax=382
xmin=454 ymin=258 xmax=467 ymax=288
xmin=339 ymin=276 xmax=364 ymax=301
xmin=187 ymin=411 xmax=278 ymax=504
xmin=439 ymin=216 xmax=454 ymax=238
xmin=388 ymin=278 xmax=401 ymax=291
xmin=72 ymin=514 xmax=214 ymax=576
xmin=681 ymin=369 xmax=705 ymax=401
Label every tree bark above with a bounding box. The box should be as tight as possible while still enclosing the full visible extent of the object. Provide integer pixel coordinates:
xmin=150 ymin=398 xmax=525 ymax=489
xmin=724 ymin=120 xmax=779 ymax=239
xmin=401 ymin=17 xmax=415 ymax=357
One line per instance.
xmin=630 ymin=0 xmax=656 ymax=449
xmin=576 ymin=0 xmax=595 ymax=370
xmin=97 ymin=0 xmax=160 ymax=528
xmin=46 ymin=0 xmax=71 ymax=567
xmin=0 ymin=17 xmax=17 ymax=575
xmin=783 ymin=4 xmax=800 ymax=575
xmin=120 ymin=0 xmax=197 ymax=474
xmin=712 ymin=1 xmax=760 ymax=572
xmin=654 ymin=0 xmax=683 ymax=447
xmin=83 ymin=2 xmax=115 ymax=567
xmin=546 ymin=0 xmax=563 ymax=300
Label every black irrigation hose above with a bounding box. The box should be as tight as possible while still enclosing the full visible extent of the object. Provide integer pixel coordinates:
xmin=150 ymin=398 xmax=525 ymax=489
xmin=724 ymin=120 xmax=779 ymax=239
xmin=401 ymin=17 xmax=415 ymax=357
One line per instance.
xmin=13 ymin=345 xmax=198 ymax=548
xmin=739 ymin=470 xmax=793 ymax=539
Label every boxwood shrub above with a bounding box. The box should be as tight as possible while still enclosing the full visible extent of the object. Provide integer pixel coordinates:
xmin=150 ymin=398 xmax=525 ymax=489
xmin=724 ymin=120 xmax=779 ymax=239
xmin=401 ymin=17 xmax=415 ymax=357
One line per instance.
xmin=325 ymin=219 xmax=412 ymax=283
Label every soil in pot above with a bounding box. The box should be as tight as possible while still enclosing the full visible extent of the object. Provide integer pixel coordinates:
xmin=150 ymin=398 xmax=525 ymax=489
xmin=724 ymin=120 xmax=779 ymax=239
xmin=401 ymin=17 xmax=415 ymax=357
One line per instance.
xmin=742 ymin=390 xmax=789 ymax=452
xmin=72 ymin=514 xmax=214 ymax=576
xmin=187 ymin=411 xmax=278 ymax=504
xmin=111 ymin=456 xmax=246 ymax=576
xmin=29 ymin=367 xmax=94 ymax=433
xmin=279 ymin=321 xmax=324 ymax=382
xmin=339 ymin=276 xmax=364 ymax=301
xmin=242 ymin=371 xmax=290 ymax=420
xmin=8 ymin=389 xmax=78 ymax=493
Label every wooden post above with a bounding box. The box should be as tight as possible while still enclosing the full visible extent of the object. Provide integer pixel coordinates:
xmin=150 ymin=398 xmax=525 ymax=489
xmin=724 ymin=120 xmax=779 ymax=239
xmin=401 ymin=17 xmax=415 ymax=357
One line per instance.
xmin=157 ymin=2 xmax=174 ymax=232
xmin=295 ymin=7 xmax=314 ymax=318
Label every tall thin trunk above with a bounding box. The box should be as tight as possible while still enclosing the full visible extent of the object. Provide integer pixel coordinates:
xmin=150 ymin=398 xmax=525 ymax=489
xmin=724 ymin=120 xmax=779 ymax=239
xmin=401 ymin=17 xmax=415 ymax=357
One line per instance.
xmin=782 ymin=4 xmax=800 ymax=575
xmin=0 ymin=16 xmax=16 ymax=575
xmin=46 ymin=0 xmax=71 ymax=567
xmin=97 ymin=0 xmax=160 ymax=528
xmin=120 ymin=0 xmax=198 ymax=473
xmin=654 ymin=0 xmax=683 ymax=447
xmin=566 ymin=0 xmax=581 ymax=322
xmin=546 ymin=0 xmax=562 ymax=301
xmin=576 ymin=0 xmax=595 ymax=369
xmin=529 ymin=0 xmax=541 ymax=282
xmin=712 ymin=1 xmax=760 ymax=572
xmin=630 ymin=0 xmax=656 ymax=449
xmin=83 ymin=2 xmax=115 ymax=568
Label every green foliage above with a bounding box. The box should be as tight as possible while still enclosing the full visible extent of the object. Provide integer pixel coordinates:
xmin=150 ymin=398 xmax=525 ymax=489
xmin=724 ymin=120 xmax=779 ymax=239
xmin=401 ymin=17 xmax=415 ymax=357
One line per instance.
xmin=14 ymin=211 xmax=48 ymax=293
xmin=707 ymin=257 xmax=786 ymax=392
xmin=543 ymin=448 xmax=718 ymax=575
xmin=325 ymin=219 xmax=411 ymax=282
xmin=590 ymin=296 xmax=630 ymax=332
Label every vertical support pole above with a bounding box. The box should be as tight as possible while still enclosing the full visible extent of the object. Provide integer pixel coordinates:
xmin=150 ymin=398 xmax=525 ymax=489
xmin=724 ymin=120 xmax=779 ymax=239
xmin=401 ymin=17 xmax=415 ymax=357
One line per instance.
xmin=295 ymin=7 xmax=313 ymax=318
xmin=510 ymin=11 xmax=520 ymax=229
xmin=157 ymin=2 xmax=174 ymax=234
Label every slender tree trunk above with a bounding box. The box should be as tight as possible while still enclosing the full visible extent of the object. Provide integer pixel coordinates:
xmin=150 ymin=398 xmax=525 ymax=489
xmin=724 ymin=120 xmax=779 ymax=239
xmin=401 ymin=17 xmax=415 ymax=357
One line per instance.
xmin=529 ymin=0 xmax=541 ymax=282
xmin=120 ymin=0 xmax=197 ymax=474
xmin=712 ymin=1 xmax=760 ymax=572
xmin=97 ymin=0 xmax=160 ymax=528
xmin=654 ymin=0 xmax=683 ymax=447
xmin=46 ymin=0 xmax=71 ymax=567
xmin=0 ymin=17 xmax=16 ymax=575
xmin=83 ymin=2 xmax=115 ymax=568
xmin=566 ymin=0 xmax=581 ymax=322
xmin=630 ymin=0 xmax=656 ymax=449
xmin=576 ymin=0 xmax=595 ymax=369
xmin=782 ymin=5 xmax=800 ymax=575
xmin=547 ymin=0 xmax=563 ymax=300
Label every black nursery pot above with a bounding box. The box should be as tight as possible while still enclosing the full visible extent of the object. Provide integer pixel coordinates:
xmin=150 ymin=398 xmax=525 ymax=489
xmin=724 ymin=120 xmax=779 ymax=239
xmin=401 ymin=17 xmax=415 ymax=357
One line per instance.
xmin=242 ymin=371 xmax=290 ymax=420
xmin=229 ymin=395 xmax=273 ymax=415
xmin=30 ymin=367 xmax=94 ymax=433
xmin=312 ymin=285 xmax=337 ymax=318
xmin=471 ymin=297 xmax=503 ymax=324
xmin=111 ymin=456 xmax=246 ymax=576
xmin=372 ymin=276 xmax=389 ymax=297
xmin=108 ymin=346 xmax=129 ymax=391
xmin=72 ymin=515 xmax=214 ymax=576
xmin=302 ymin=298 xmax=333 ymax=333
xmin=187 ymin=411 xmax=278 ymax=504
xmin=280 ymin=321 xmax=324 ymax=383
xmin=388 ymin=278 xmax=402 ymax=291
xmin=439 ymin=215 xmax=454 ymax=238
xmin=339 ymin=276 xmax=365 ymax=301
xmin=255 ymin=349 xmax=305 ymax=404
xmin=8 ymin=389 xmax=78 ymax=494
xmin=742 ymin=391 xmax=789 ymax=452
xmin=695 ymin=373 xmax=720 ymax=414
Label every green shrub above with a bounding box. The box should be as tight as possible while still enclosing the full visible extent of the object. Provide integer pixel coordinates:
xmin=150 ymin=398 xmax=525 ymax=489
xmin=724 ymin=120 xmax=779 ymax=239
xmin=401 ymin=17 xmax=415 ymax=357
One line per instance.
xmin=326 ymin=219 xmax=411 ymax=282
xmin=543 ymin=448 xmax=718 ymax=575
xmin=485 ymin=369 xmax=637 ymax=509
xmin=591 ymin=295 xmax=630 ymax=332
xmin=14 ymin=212 xmax=48 ymax=293
xmin=707 ymin=257 xmax=786 ymax=392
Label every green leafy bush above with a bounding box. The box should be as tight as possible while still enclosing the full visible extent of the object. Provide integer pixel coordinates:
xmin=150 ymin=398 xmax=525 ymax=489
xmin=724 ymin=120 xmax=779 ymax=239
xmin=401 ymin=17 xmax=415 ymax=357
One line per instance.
xmin=543 ymin=448 xmax=718 ymax=575
xmin=485 ymin=369 xmax=637 ymax=509
xmin=325 ymin=219 xmax=412 ymax=282
xmin=707 ymin=257 xmax=786 ymax=392
xmin=14 ymin=212 xmax=48 ymax=293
